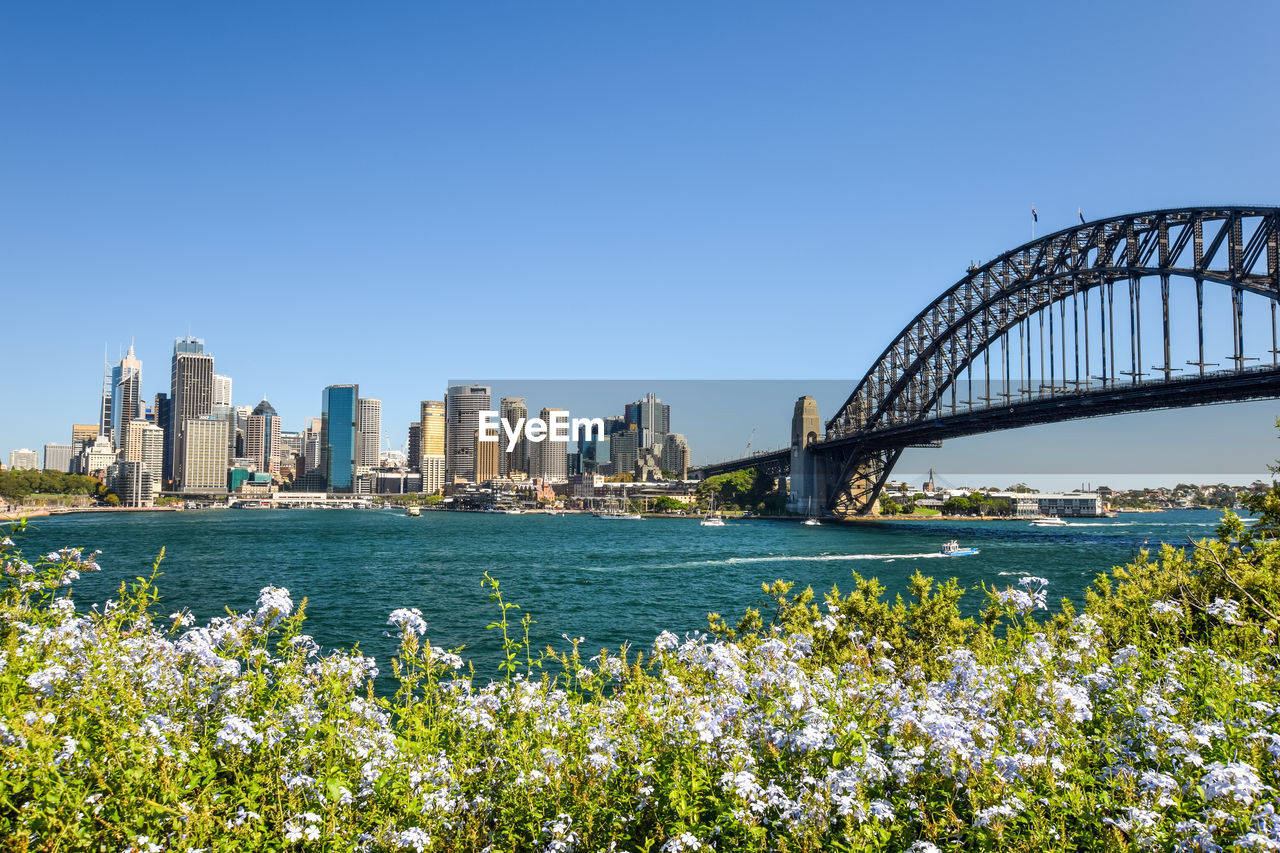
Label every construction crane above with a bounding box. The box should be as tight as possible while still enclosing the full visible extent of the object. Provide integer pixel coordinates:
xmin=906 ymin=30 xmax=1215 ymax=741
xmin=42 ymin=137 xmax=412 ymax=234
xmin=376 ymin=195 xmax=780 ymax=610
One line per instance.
xmin=745 ymin=428 xmax=756 ymax=457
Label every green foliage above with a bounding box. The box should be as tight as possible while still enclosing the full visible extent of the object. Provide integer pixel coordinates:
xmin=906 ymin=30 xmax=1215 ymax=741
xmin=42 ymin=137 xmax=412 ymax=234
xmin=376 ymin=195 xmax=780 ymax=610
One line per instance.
xmin=0 ymin=470 xmax=98 ymax=502
xmin=697 ymin=468 xmax=778 ymax=513
xmin=649 ymin=496 xmax=685 ymax=513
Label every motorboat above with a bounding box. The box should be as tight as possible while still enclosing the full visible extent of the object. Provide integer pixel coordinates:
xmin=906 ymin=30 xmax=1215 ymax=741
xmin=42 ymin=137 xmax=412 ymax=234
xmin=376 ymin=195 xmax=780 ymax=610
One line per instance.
xmin=405 ymin=505 xmax=421 ymax=517
xmin=940 ymin=539 xmax=979 ymax=557
xmin=596 ymin=511 xmax=642 ymax=520
xmin=1029 ymin=517 xmax=1068 ymax=527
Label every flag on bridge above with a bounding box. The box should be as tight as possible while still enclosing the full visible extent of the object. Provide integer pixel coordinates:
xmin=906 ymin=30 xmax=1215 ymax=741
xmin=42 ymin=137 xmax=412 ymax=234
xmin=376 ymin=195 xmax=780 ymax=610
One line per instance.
xmin=1032 ymin=206 xmax=1038 ymax=223
xmin=1078 ymin=207 xmax=1085 ymax=224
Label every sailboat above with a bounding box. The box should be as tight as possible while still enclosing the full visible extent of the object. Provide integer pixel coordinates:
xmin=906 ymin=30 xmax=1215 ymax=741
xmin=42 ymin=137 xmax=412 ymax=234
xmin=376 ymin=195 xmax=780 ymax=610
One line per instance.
xmin=700 ymin=495 xmax=726 ymax=527
xmin=803 ymin=496 xmax=821 ymax=526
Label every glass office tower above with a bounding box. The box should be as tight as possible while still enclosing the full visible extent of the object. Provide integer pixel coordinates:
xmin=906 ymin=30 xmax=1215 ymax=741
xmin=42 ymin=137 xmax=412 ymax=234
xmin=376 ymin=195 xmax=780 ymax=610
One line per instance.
xmin=321 ymin=384 xmax=358 ymax=493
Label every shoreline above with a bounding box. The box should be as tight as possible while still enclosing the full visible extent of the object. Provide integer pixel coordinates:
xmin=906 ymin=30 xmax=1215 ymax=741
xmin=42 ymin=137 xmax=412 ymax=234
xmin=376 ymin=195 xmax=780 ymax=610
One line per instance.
xmin=0 ymin=506 xmax=185 ymax=522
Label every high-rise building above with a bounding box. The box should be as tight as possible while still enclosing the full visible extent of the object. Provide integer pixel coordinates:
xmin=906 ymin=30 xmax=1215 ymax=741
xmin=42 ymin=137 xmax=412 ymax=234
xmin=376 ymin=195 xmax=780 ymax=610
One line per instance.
xmin=43 ymin=443 xmax=73 ymax=473
xmin=445 ymin=385 xmax=490 ymax=483
xmin=70 ymin=424 xmax=99 ymax=475
xmin=212 ymin=374 xmax=233 ymax=408
xmin=498 ymin=397 xmax=528 ymax=476
xmin=475 ymin=429 xmax=499 ymax=484
xmin=407 ymin=422 xmax=422 ymax=473
xmin=419 ymin=400 xmax=446 ymax=494
xmin=80 ymin=435 xmax=117 ymax=477
xmin=180 ymin=418 xmax=229 ymax=494
xmin=533 ymin=406 xmax=569 ymax=483
xmin=661 ymin=433 xmax=691 ymax=479
xmin=111 ymin=344 xmax=143 ymax=452
xmin=356 ymin=398 xmax=381 ymax=473
xmin=246 ymin=399 xmax=282 ymax=475
xmin=8 ymin=449 xmax=38 ymax=470
xmin=626 ymin=393 xmax=670 ymax=450
xmin=98 ymin=356 xmax=113 ymax=445
xmin=151 ymin=395 xmax=171 ymax=482
xmin=170 ymin=337 xmax=214 ymax=490
xmin=138 ymin=422 xmax=164 ymax=498
xmin=610 ymin=427 xmax=639 ymax=478
xmin=321 ymin=385 xmax=358 ymax=494
xmin=210 ymin=404 xmax=239 ymax=470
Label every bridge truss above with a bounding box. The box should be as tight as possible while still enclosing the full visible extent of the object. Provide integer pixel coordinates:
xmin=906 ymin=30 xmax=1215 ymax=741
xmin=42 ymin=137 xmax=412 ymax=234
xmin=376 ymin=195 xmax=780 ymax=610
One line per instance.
xmin=818 ymin=207 xmax=1280 ymax=516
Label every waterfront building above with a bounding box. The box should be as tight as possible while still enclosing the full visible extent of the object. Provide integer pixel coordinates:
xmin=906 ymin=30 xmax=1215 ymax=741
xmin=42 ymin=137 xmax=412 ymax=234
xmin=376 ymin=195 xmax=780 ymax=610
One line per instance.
xmin=212 ymin=374 xmax=232 ymax=408
xmin=357 ymin=397 xmax=382 ymax=474
xmin=610 ymin=427 xmax=639 ymax=478
xmin=445 ymin=385 xmax=490 ymax=483
xmin=421 ymin=455 xmax=446 ymax=494
xmin=475 ymin=429 xmax=499 ymax=484
xmin=111 ymin=460 xmax=153 ymax=508
xmin=42 ymin=444 xmax=72 ymax=473
xmin=661 ymin=433 xmax=691 ymax=479
xmin=498 ymin=397 xmax=528 ymax=476
xmin=170 ymin=337 xmax=215 ymax=490
xmin=110 ymin=344 xmax=143 ymax=452
xmin=180 ymin=417 xmax=229 ymax=494
xmin=246 ymin=399 xmax=283 ymax=475
xmin=321 ymin=385 xmax=358 ymax=494
xmin=80 ymin=435 xmax=117 ymax=478
xmin=989 ymin=491 xmax=1106 ymax=518
xmin=8 ymin=449 xmax=38 ymax=471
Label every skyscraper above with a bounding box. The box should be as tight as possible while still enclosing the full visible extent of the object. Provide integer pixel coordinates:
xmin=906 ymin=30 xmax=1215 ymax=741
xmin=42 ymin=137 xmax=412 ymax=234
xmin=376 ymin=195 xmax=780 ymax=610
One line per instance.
xmin=170 ymin=337 xmax=215 ymax=491
xmin=533 ymin=406 xmax=569 ymax=482
xmin=212 ymin=374 xmax=233 ymax=407
xmin=420 ymin=400 xmax=446 ymax=493
xmin=407 ymin=422 xmax=422 ymax=473
xmin=626 ymin=393 xmax=670 ymax=450
xmin=445 ymin=385 xmax=490 ymax=483
xmin=475 ymin=429 xmax=499 ymax=484
xmin=321 ymin=385 xmax=358 ymax=494
xmin=356 ymin=398 xmax=382 ymax=472
xmin=498 ymin=397 xmax=528 ymax=476
xmin=151 ymin=394 xmax=171 ymax=483
xmin=180 ymin=418 xmax=229 ymax=494
xmin=111 ymin=344 xmax=143 ymax=452
xmin=661 ymin=433 xmax=691 ymax=479
xmin=610 ymin=427 xmax=639 ymax=478
xmin=246 ymin=399 xmax=282 ymax=475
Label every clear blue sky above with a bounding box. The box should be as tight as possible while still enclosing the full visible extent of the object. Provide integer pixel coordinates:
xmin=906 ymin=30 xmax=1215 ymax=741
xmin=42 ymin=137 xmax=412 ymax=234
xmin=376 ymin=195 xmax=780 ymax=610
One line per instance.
xmin=3 ymin=2 xmax=1279 ymax=480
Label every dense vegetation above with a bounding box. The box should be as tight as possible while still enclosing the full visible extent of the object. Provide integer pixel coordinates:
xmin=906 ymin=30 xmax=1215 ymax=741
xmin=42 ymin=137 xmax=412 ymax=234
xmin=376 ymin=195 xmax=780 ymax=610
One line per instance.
xmin=697 ymin=468 xmax=787 ymax=514
xmin=0 ymin=471 xmax=104 ymax=504
xmin=3 ymin=496 xmax=1280 ymax=851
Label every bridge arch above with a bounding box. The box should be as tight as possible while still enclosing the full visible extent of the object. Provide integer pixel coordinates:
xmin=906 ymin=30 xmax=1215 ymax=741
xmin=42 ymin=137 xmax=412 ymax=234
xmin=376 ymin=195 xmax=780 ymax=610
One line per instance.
xmin=822 ymin=207 xmax=1280 ymax=515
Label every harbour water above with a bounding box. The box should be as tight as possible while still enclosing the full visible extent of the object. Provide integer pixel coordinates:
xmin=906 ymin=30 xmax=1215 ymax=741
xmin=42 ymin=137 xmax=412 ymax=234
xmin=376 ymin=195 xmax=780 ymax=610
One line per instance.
xmin=7 ymin=509 xmax=1233 ymax=682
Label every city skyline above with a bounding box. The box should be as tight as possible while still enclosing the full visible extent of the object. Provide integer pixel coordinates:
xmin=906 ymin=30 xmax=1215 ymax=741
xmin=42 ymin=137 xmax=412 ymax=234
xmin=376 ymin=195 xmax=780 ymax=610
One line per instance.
xmin=4 ymin=4 xmax=1280 ymax=482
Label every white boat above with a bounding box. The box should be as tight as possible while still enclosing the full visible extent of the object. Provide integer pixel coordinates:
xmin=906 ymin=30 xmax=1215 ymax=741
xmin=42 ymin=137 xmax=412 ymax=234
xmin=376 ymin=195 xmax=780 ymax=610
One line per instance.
xmin=701 ymin=496 xmax=726 ymax=527
xmin=1029 ymin=516 xmax=1068 ymax=527
xmin=803 ymin=496 xmax=821 ymax=526
xmin=503 ymin=508 xmax=524 ymax=515
xmin=940 ymin=539 xmax=979 ymax=556
xmin=405 ymin=505 xmax=421 ymax=517
xmin=596 ymin=511 xmax=642 ymax=520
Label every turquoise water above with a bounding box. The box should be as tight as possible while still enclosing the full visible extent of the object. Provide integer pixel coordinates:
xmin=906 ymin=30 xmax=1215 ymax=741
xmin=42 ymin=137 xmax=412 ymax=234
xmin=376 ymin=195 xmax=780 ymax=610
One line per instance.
xmin=7 ymin=509 xmax=1231 ymax=682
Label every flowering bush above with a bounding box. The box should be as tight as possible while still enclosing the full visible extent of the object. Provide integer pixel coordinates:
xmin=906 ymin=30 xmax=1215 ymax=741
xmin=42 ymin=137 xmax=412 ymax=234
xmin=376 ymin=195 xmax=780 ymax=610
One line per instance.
xmin=1 ymin=514 xmax=1279 ymax=851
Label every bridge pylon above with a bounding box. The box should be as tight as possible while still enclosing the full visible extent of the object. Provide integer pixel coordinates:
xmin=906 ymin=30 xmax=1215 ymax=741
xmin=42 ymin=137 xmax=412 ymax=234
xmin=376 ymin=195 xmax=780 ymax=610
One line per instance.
xmin=786 ymin=396 xmax=822 ymax=514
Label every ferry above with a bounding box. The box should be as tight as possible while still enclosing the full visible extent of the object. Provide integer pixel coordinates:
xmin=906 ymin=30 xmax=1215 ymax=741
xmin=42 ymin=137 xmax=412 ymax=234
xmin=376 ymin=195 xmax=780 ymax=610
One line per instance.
xmin=940 ymin=540 xmax=979 ymax=557
xmin=405 ymin=505 xmax=421 ymax=517
xmin=1029 ymin=516 xmax=1068 ymax=527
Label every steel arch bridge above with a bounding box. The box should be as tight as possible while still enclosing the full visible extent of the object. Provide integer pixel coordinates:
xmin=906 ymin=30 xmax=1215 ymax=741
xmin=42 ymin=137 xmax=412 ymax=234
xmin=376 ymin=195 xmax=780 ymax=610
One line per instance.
xmin=694 ymin=207 xmax=1280 ymax=517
